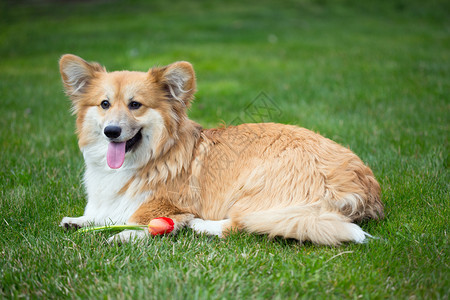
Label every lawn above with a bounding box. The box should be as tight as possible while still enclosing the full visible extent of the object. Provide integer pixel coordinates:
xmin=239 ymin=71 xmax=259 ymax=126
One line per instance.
xmin=0 ymin=0 xmax=448 ymax=298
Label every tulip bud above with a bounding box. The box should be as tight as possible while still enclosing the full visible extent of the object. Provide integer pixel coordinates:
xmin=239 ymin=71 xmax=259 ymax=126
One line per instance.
xmin=148 ymin=217 xmax=174 ymax=236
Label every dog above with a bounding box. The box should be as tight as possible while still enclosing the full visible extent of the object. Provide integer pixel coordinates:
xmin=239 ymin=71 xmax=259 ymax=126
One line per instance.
xmin=59 ymin=54 xmax=383 ymax=245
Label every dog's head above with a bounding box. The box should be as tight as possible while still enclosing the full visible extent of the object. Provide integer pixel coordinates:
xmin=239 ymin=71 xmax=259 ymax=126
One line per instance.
xmin=59 ymin=54 xmax=196 ymax=169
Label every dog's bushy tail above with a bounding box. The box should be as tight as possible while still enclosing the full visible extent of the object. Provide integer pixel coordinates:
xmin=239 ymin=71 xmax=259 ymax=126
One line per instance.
xmin=234 ymin=204 xmax=370 ymax=245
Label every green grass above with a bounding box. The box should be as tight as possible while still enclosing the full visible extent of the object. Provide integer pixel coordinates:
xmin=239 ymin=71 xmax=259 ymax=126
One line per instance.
xmin=0 ymin=0 xmax=449 ymax=298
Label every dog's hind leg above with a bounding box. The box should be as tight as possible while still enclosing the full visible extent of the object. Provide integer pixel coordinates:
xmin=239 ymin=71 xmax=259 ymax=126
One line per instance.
xmin=230 ymin=204 xmax=370 ymax=246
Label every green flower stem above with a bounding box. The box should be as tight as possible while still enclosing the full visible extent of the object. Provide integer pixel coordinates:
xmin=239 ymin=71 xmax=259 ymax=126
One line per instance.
xmin=77 ymin=225 xmax=148 ymax=234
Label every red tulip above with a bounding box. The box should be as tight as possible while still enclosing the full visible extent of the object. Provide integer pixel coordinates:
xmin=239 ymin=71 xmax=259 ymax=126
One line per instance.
xmin=148 ymin=217 xmax=174 ymax=236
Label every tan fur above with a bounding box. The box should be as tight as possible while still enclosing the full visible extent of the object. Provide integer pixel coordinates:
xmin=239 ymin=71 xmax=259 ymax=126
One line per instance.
xmin=127 ymin=199 xmax=193 ymax=232
xmin=60 ymin=54 xmax=383 ymax=246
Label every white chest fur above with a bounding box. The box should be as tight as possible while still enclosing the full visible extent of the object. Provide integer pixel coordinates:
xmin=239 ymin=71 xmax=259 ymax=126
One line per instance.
xmin=82 ymin=149 xmax=151 ymax=225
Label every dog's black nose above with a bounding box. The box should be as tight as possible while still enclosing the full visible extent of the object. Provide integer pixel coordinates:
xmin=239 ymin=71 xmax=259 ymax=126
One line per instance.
xmin=104 ymin=125 xmax=122 ymax=139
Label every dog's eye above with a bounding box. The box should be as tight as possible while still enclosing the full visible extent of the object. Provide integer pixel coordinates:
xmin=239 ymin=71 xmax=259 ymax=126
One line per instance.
xmin=128 ymin=101 xmax=142 ymax=110
xmin=100 ymin=100 xmax=110 ymax=109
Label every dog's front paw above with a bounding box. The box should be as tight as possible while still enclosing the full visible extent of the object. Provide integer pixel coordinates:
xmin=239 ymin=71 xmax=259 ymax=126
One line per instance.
xmin=107 ymin=230 xmax=148 ymax=244
xmin=60 ymin=216 xmax=91 ymax=230
xmin=188 ymin=218 xmax=230 ymax=237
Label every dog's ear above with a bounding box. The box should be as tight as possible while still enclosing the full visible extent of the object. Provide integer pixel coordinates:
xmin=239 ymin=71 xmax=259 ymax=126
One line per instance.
xmin=59 ymin=54 xmax=105 ymax=100
xmin=152 ymin=61 xmax=196 ymax=106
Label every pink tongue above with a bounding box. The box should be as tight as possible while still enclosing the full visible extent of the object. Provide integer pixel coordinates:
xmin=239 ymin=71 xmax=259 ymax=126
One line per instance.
xmin=107 ymin=142 xmax=126 ymax=169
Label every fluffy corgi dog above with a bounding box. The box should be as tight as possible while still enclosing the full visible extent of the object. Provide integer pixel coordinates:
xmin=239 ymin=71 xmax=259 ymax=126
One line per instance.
xmin=59 ymin=54 xmax=383 ymax=245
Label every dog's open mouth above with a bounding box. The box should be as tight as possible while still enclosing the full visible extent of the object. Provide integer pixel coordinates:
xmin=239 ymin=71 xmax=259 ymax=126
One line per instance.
xmin=125 ymin=129 xmax=142 ymax=153
xmin=107 ymin=129 xmax=142 ymax=169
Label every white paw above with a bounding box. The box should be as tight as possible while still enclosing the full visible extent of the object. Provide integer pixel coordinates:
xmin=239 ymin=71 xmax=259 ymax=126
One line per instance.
xmin=107 ymin=230 xmax=148 ymax=244
xmin=60 ymin=216 xmax=91 ymax=229
xmin=345 ymin=223 xmax=372 ymax=243
xmin=188 ymin=218 xmax=230 ymax=238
